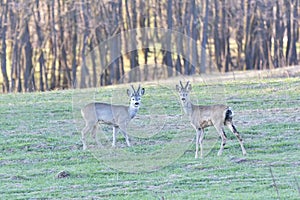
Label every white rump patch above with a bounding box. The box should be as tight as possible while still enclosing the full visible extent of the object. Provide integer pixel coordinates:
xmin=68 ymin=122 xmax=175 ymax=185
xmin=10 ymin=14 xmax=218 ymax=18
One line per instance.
xmin=228 ymin=107 xmax=234 ymax=116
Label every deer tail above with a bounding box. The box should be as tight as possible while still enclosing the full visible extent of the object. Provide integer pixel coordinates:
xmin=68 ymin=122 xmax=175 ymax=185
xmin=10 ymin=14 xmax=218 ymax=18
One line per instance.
xmin=225 ymin=107 xmax=234 ymax=122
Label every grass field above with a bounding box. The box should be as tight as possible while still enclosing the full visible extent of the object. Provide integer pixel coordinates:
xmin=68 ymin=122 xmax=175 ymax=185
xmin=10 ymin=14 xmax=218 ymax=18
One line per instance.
xmin=0 ymin=76 xmax=299 ymax=199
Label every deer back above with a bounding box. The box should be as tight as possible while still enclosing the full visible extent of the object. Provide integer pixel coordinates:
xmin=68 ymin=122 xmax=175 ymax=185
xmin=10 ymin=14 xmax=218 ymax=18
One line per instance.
xmin=190 ymin=104 xmax=229 ymax=128
xmin=82 ymin=102 xmax=130 ymax=126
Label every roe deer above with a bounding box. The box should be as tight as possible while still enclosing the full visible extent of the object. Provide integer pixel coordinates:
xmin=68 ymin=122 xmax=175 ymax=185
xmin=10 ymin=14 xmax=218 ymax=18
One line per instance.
xmin=176 ymin=81 xmax=246 ymax=158
xmin=81 ymin=85 xmax=145 ymax=150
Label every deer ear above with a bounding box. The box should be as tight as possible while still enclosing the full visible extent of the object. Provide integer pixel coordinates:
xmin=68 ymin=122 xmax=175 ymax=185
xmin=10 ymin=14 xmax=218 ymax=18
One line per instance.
xmin=187 ymin=84 xmax=192 ymax=91
xmin=127 ymin=89 xmax=132 ymax=97
xmin=176 ymin=85 xmax=181 ymax=92
xmin=140 ymin=88 xmax=145 ymax=96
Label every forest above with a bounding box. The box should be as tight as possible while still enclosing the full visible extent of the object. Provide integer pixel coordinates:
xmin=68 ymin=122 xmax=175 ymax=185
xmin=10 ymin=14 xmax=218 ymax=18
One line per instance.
xmin=0 ymin=0 xmax=299 ymax=93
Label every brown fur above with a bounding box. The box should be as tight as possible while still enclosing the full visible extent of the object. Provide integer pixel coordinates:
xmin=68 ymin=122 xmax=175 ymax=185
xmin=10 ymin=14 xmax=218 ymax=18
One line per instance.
xmin=81 ymin=85 xmax=145 ymax=150
xmin=176 ymin=81 xmax=246 ymax=158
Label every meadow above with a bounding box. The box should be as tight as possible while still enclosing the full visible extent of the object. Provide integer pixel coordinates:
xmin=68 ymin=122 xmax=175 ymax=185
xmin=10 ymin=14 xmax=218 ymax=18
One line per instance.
xmin=0 ymin=76 xmax=299 ymax=199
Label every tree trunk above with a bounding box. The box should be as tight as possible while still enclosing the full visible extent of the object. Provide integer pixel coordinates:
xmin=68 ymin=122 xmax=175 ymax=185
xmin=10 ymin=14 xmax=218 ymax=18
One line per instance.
xmin=140 ymin=0 xmax=150 ymax=80
xmin=292 ymin=0 xmax=299 ymax=65
xmin=0 ymin=1 xmax=9 ymax=92
xmin=285 ymin=0 xmax=298 ymax=65
xmin=183 ymin=1 xmax=191 ymax=75
xmin=274 ymin=0 xmax=285 ymax=68
xmin=9 ymin=4 xmax=22 ymax=92
xmin=80 ymin=0 xmax=90 ymax=88
xmin=71 ymin=3 xmax=78 ymax=88
xmin=57 ymin=0 xmax=71 ymax=89
xmin=34 ymin=0 xmax=47 ymax=91
xmin=126 ymin=0 xmax=140 ymax=82
xmin=213 ymin=0 xmax=222 ymax=72
xmin=200 ymin=0 xmax=209 ymax=73
xmin=175 ymin=0 xmax=183 ymax=75
xmin=190 ymin=0 xmax=198 ymax=74
xmin=236 ymin=0 xmax=244 ymax=70
xmin=22 ymin=19 xmax=34 ymax=92
xmin=49 ymin=1 xmax=57 ymax=89
xmin=244 ymin=0 xmax=254 ymax=70
xmin=109 ymin=1 xmax=121 ymax=85
xmin=164 ymin=0 xmax=173 ymax=77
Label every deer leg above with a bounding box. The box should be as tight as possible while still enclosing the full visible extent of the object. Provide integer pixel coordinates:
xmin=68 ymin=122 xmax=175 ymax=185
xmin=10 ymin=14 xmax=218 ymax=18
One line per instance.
xmin=91 ymin=125 xmax=101 ymax=147
xmin=119 ymin=126 xmax=131 ymax=147
xmin=112 ymin=126 xmax=119 ymax=147
xmin=215 ymin=126 xmax=226 ymax=156
xmin=195 ymin=129 xmax=200 ymax=159
xmin=195 ymin=128 xmax=204 ymax=158
xmin=227 ymin=123 xmax=247 ymax=155
xmin=81 ymin=123 xmax=94 ymax=150
xmin=199 ymin=129 xmax=205 ymax=158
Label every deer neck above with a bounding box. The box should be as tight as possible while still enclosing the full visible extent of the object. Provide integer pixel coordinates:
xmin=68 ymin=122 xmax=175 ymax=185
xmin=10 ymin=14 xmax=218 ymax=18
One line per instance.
xmin=182 ymin=100 xmax=193 ymax=116
xmin=128 ymin=105 xmax=139 ymax=119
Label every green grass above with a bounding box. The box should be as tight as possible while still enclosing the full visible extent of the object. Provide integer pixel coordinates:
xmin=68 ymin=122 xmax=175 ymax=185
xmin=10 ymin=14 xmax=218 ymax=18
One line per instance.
xmin=0 ymin=77 xmax=299 ymax=199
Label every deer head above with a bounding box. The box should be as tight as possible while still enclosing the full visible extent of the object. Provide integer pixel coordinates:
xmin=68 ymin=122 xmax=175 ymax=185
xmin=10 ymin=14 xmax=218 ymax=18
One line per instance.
xmin=127 ymin=84 xmax=145 ymax=109
xmin=176 ymin=81 xmax=192 ymax=103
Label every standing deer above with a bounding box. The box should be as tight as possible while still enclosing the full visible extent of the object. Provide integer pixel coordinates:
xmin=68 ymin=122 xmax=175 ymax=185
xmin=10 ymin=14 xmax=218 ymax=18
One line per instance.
xmin=81 ymin=85 xmax=145 ymax=150
xmin=176 ymin=81 xmax=246 ymax=158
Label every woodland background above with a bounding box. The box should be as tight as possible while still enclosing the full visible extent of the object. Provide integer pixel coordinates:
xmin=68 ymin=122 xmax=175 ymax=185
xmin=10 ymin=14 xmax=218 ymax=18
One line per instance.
xmin=0 ymin=0 xmax=299 ymax=93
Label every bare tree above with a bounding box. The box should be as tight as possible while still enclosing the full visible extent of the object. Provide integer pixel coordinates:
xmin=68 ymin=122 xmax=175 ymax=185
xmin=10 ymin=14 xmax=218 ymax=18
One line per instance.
xmin=0 ymin=0 xmax=299 ymax=93
xmin=9 ymin=1 xmax=22 ymax=92
xmin=71 ymin=2 xmax=78 ymax=88
xmin=274 ymin=0 xmax=285 ymax=68
xmin=190 ymin=0 xmax=198 ymax=75
xmin=163 ymin=0 xmax=173 ymax=77
xmin=33 ymin=0 xmax=47 ymax=91
xmin=57 ymin=0 xmax=71 ymax=89
xmin=140 ymin=0 xmax=151 ymax=80
xmin=126 ymin=0 xmax=140 ymax=82
xmin=80 ymin=0 xmax=90 ymax=88
xmin=213 ymin=0 xmax=222 ymax=71
xmin=200 ymin=0 xmax=209 ymax=73
xmin=236 ymin=0 xmax=245 ymax=70
xmin=285 ymin=0 xmax=298 ymax=66
xmin=22 ymin=16 xmax=35 ymax=92
xmin=0 ymin=0 xmax=9 ymax=92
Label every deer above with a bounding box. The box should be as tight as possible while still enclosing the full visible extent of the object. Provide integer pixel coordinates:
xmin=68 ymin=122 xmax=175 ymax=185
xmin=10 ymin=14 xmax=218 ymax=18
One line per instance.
xmin=176 ymin=81 xmax=247 ymax=158
xmin=80 ymin=85 xmax=145 ymax=150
